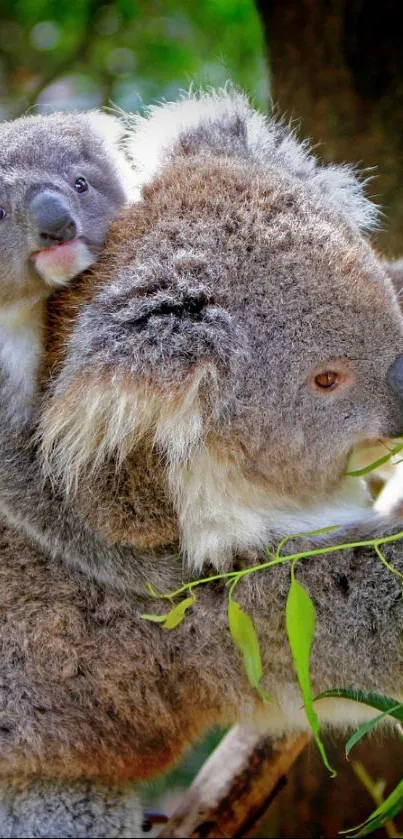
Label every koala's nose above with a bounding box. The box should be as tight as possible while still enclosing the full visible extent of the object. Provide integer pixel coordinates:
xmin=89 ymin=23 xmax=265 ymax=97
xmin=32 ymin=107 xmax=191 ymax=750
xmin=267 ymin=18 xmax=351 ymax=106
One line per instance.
xmin=387 ymin=354 xmax=403 ymax=400
xmin=29 ymin=191 xmax=76 ymax=247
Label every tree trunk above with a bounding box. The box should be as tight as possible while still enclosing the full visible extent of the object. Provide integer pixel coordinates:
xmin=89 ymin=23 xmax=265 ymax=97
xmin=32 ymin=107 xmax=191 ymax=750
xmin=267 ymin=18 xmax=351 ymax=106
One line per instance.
xmin=259 ymin=734 xmax=403 ymax=838
xmin=256 ymin=0 xmax=403 ymax=256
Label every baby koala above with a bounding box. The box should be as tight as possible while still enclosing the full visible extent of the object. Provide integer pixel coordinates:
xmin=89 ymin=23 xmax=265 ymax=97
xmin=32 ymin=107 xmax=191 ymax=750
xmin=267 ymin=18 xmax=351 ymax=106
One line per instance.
xmin=0 ymin=110 xmax=133 ymax=426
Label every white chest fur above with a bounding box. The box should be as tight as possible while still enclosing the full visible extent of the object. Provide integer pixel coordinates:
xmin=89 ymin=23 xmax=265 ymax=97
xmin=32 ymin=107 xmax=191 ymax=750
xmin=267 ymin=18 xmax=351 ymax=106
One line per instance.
xmin=168 ymin=447 xmax=375 ymax=572
xmin=0 ymin=297 xmax=45 ymax=426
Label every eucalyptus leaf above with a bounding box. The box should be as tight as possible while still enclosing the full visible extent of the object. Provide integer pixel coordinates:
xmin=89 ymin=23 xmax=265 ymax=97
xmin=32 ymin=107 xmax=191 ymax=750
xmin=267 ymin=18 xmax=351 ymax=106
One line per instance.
xmin=140 ymin=612 xmax=169 ymax=623
xmin=162 ymin=596 xmax=195 ymax=629
xmin=256 ymin=686 xmax=273 ymax=703
xmin=275 ymin=525 xmax=340 ymax=560
xmin=314 ymin=688 xmax=403 ymax=720
xmin=345 ymin=704 xmax=403 ymax=758
xmin=286 ymin=570 xmax=335 ymax=776
xmin=228 ymin=597 xmax=271 ymax=701
xmin=345 ymin=442 xmax=403 ymax=477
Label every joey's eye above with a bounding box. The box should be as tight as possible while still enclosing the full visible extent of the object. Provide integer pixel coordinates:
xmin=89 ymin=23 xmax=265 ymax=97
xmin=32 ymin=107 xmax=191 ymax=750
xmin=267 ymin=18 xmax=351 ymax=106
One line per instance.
xmin=314 ymin=371 xmax=340 ymax=390
xmin=0 ymin=207 xmax=7 ymax=221
xmin=74 ymin=176 xmax=88 ymax=193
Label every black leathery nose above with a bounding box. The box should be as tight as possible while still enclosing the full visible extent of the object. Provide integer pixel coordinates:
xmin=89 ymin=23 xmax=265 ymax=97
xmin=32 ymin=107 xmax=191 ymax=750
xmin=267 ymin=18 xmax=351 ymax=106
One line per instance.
xmin=29 ymin=190 xmax=77 ymax=247
xmin=387 ymin=353 xmax=403 ymax=400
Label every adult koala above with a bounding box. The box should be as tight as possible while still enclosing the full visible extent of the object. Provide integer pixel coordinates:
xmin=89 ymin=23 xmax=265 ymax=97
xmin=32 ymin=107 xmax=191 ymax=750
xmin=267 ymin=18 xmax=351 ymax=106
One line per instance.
xmin=1 ymin=90 xmax=403 ymax=837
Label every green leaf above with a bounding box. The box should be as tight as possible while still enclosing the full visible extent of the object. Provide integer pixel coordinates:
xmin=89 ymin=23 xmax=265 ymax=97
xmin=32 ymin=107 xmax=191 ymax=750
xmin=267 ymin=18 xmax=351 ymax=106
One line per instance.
xmin=140 ymin=612 xmax=169 ymax=623
xmin=314 ymin=688 xmax=403 ymax=720
xmin=345 ymin=704 xmax=403 ymax=758
xmin=162 ymin=596 xmax=195 ymax=629
xmin=286 ymin=569 xmax=335 ymax=776
xmin=228 ymin=597 xmax=271 ymax=701
xmin=342 ymin=778 xmax=403 ymax=836
xmin=345 ymin=442 xmax=403 ymax=477
xmin=141 ymin=595 xmax=195 ymax=628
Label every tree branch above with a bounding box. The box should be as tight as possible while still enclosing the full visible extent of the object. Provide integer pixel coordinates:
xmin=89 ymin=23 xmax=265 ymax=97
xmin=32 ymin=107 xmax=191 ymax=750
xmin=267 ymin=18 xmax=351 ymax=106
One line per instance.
xmin=159 ymin=726 xmax=308 ymax=838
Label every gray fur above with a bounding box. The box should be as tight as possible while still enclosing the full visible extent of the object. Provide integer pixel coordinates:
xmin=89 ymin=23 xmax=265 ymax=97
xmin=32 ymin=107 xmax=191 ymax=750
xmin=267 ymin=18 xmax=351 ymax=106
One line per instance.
xmin=0 ymin=423 xmax=181 ymax=596
xmin=1 ymin=90 xmax=403 ymax=836
xmin=0 ymin=779 xmax=143 ymax=838
xmin=385 ymin=257 xmax=403 ymax=299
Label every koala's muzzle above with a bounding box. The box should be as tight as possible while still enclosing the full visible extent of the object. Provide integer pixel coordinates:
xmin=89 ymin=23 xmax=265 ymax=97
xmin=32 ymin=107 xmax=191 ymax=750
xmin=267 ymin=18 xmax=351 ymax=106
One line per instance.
xmin=387 ymin=354 xmax=403 ymax=401
xmin=29 ymin=191 xmax=76 ymax=247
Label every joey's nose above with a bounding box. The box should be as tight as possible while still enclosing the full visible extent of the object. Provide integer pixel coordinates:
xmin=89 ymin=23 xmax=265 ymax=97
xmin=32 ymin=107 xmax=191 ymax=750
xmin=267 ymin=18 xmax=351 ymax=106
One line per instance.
xmin=29 ymin=191 xmax=76 ymax=247
xmin=387 ymin=354 xmax=403 ymax=400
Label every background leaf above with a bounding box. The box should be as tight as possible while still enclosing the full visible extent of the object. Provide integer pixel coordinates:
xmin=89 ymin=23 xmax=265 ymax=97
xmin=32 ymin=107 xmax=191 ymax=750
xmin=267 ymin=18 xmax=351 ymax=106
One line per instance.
xmin=342 ymin=778 xmax=403 ymax=836
xmin=345 ymin=704 xmax=403 ymax=758
xmin=314 ymin=689 xmax=403 ymax=720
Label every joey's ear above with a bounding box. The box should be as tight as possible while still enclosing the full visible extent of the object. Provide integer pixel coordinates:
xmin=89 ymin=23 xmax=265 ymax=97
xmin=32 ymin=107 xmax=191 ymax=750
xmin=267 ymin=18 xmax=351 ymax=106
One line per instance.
xmin=85 ymin=110 xmax=137 ymax=198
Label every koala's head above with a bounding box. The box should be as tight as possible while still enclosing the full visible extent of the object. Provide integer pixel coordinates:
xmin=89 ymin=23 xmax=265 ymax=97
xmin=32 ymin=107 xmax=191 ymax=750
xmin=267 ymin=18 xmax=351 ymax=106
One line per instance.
xmin=0 ymin=111 xmax=134 ymax=306
xmin=40 ymin=91 xmax=403 ymax=571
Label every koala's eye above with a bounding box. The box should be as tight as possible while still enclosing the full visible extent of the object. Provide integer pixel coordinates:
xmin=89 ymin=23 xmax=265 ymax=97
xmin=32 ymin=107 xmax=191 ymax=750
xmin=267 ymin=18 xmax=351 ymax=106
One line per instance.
xmin=0 ymin=207 xmax=7 ymax=221
xmin=74 ymin=176 xmax=89 ymax=193
xmin=314 ymin=371 xmax=340 ymax=390
xmin=307 ymin=360 xmax=354 ymax=397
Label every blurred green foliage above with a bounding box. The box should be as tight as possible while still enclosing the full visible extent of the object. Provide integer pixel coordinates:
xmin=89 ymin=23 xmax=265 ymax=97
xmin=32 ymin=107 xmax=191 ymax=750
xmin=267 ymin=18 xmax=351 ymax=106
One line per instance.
xmin=140 ymin=727 xmax=226 ymax=808
xmin=0 ymin=0 xmax=268 ymax=118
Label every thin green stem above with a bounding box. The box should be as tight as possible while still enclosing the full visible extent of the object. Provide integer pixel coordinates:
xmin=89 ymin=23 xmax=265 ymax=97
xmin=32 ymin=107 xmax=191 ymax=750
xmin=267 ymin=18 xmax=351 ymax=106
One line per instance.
xmin=373 ymin=545 xmax=403 ymax=594
xmin=346 ymin=443 xmax=403 ymax=477
xmin=274 ymin=524 xmax=340 ymax=560
xmin=147 ymin=530 xmax=403 ymax=601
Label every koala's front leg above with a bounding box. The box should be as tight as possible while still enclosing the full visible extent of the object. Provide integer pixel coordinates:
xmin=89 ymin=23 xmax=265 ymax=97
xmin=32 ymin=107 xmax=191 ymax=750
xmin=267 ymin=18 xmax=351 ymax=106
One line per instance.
xmin=0 ymin=779 xmax=144 ymax=839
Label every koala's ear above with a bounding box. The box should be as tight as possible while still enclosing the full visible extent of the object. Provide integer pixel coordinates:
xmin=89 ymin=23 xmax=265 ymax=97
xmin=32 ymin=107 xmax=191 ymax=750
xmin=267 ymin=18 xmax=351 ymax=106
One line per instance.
xmin=125 ymin=89 xmax=378 ymax=232
xmin=85 ymin=111 xmax=137 ymax=198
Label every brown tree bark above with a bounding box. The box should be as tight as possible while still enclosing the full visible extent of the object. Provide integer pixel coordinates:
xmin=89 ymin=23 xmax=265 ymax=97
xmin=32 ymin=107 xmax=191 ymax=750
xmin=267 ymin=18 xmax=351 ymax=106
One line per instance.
xmin=257 ymin=734 xmax=403 ymax=838
xmin=161 ymin=728 xmax=308 ymax=838
xmin=256 ymin=0 xmax=403 ymax=256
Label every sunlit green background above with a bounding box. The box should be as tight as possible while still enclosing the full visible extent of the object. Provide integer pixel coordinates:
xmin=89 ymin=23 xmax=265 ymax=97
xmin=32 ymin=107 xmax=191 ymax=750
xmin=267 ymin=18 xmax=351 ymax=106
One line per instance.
xmin=0 ymin=0 xmax=269 ymax=119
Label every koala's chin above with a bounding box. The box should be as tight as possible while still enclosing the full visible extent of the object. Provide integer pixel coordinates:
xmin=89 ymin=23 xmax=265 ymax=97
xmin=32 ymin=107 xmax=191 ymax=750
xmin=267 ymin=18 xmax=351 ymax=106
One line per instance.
xmin=33 ymin=239 xmax=96 ymax=288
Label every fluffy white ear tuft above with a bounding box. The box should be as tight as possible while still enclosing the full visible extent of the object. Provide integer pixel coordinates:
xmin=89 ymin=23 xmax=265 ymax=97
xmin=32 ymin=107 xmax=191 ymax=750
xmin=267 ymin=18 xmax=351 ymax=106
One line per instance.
xmin=86 ymin=111 xmax=138 ymax=199
xmin=86 ymin=111 xmax=124 ymax=145
xmin=124 ymin=87 xmax=379 ymax=232
xmin=124 ymin=88 xmax=255 ymax=192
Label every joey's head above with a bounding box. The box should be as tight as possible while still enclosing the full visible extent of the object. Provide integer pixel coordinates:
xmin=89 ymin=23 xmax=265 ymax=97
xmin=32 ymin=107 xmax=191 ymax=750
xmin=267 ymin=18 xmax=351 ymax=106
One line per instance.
xmin=40 ymin=91 xmax=403 ymax=571
xmin=0 ymin=110 xmax=133 ymax=306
